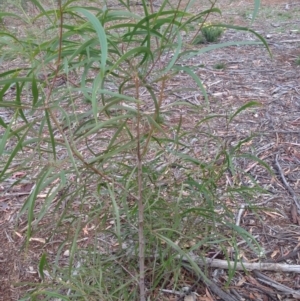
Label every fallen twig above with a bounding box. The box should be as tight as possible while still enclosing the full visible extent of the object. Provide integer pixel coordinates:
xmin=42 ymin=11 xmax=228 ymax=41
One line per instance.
xmin=181 ymin=253 xmax=300 ymax=273
xmin=246 ymin=275 xmax=277 ymax=299
xmin=253 ymin=270 xmax=300 ymax=299
xmin=275 ymin=154 xmax=300 ymax=211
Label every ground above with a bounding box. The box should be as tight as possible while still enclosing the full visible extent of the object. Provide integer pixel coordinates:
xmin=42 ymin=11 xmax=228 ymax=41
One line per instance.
xmin=1 ymin=0 xmax=300 ymax=300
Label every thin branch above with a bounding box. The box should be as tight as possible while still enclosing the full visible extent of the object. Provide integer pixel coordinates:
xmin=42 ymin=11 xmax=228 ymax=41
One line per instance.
xmin=181 ymin=254 xmax=300 ymax=273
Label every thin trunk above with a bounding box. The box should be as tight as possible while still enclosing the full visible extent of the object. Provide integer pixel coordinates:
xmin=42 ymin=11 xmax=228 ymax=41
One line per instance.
xmin=135 ymin=74 xmax=145 ymax=301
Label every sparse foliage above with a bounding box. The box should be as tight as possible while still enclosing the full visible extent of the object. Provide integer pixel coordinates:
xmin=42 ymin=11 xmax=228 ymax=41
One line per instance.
xmin=0 ymin=0 xmax=270 ymax=300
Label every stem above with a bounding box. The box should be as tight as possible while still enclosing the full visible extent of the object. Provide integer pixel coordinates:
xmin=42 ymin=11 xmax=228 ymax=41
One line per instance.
xmin=45 ymin=0 xmax=63 ymax=104
xmin=135 ymin=73 xmax=145 ymax=301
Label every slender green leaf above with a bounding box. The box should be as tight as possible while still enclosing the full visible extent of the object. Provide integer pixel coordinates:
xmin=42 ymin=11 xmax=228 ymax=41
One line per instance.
xmin=108 ymin=184 xmax=121 ymax=244
xmin=237 ymin=153 xmax=273 ymax=175
xmin=146 ymin=115 xmax=167 ymax=137
xmin=15 ymin=82 xmax=28 ymax=123
xmin=21 ymin=167 xmax=53 ymax=241
xmin=0 ymin=116 xmax=7 ymax=128
xmin=45 ymin=110 xmax=56 ymax=160
xmin=0 ymin=125 xmax=30 ymax=179
xmin=0 ymin=120 xmax=11 ymax=155
xmin=163 ymin=32 xmax=182 ymax=73
xmin=251 ymin=0 xmax=261 ymax=24
xmin=156 ymin=232 xmax=208 ymax=281
xmin=0 ymin=83 xmax=11 ymax=101
xmin=229 ymin=101 xmax=261 ymax=122
xmin=71 ymin=8 xmax=108 ymax=77
xmin=91 ymin=72 xmax=103 ymax=121
xmin=108 ymin=46 xmax=153 ymax=75
xmin=173 ymin=65 xmax=208 ymax=103
xmin=33 ymin=291 xmax=70 ymax=301
xmin=32 ymin=76 xmax=38 ymax=106
xmin=38 ymin=253 xmax=48 ymax=281
xmin=208 ymin=24 xmax=272 ymax=57
xmin=0 ymin=69 xmax=24 ymax=78
xmin=0 ymin=32 xmax=21 ymax=43
xmin=29 ymin=0 xmax=53 ymax=23
xmin=0 ymin=77 xmax=33 ymax=85
xmin=35 ymin=173 xmax=66 ymax=225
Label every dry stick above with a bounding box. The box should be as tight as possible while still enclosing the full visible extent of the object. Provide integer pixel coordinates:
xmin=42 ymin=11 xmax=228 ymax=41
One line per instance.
xmin=275 ymin=154 xmax=300 ymax=211
xmin=246 ymin=275 xmax=278 ymax=301
xmin=253 ymin=270 xmax=300 ymax=299
xmin=230 ymin=289 xmax=244 ymax=301
xmin=202 ymin=278 xmax=238 ymax=301
xmin=181 ymin=254 xmax=300 ymax=273
xmin=181 ymin=250 xmax=300 ymax=301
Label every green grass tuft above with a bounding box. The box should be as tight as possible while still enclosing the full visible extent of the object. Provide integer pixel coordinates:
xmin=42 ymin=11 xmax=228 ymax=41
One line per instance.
xmin=201 ymin=23 xmax=225 ymax=42
xmin=213 ymin=62 xmax=226 ymax=70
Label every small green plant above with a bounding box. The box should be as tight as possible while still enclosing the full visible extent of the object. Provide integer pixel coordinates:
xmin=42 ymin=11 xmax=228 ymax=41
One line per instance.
xmin=192 ymin=33 xmax=206 ymax=44
xmin=214 ymin=62 xmax=226 ymax=70
xmin=277 ymin=11 xmax=292 ymax=20
xmin=295 ymin=56 xmax=300 ymax=66
xmin=201 ymin=23 xmax=225 ymax=42
xmin=0 ymin=0 xmax=272 ymax=300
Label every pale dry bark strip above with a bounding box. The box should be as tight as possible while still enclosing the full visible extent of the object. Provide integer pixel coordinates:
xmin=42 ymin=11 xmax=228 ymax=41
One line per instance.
xmin=182 ymin=254 xmax=300 ymax=273
xmin=235 ymin=203 xmax=245 ymax=226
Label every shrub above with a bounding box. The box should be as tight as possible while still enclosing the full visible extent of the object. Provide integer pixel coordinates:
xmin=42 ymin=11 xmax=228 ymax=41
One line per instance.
xmin=0 ymin=0 xmax=270 ymax=300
